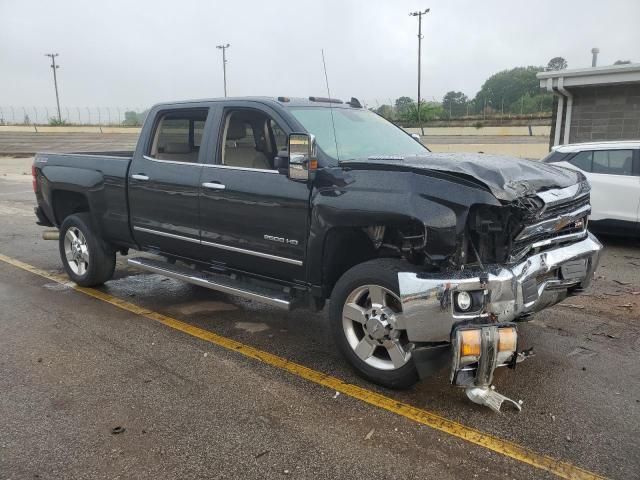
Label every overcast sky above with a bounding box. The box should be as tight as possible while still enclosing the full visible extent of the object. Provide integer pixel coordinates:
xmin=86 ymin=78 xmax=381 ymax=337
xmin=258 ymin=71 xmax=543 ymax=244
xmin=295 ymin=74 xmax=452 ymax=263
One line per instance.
xmin=1 ymin=0 xmax=639 ymax=112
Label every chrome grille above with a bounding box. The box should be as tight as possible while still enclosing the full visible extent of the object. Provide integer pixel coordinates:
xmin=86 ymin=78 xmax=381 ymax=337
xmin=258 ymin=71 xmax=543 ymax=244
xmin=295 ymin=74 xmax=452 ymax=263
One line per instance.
xmin=540 ymin=194 xmax=590 ymax=220
xmin=510 ymin=185 xmax=591 ymax=263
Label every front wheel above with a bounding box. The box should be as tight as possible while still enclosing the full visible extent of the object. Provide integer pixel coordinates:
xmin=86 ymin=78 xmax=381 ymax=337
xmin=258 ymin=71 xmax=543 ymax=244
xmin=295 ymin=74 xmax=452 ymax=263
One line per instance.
xmin=59 ymin=213 xmax=115 ymax=287
xmin=329 ymin=259 xmax=419 ymax=389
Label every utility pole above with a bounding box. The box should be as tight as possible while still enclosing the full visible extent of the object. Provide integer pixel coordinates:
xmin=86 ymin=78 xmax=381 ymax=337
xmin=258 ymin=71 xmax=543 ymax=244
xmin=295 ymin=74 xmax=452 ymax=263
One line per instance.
xmin=409 ymin=8 xmax=429 ymax=135
xmin=45 ymin=53 xmax=62 ymax=122
xmin=216 ymin=44 xmax=231 ymax=97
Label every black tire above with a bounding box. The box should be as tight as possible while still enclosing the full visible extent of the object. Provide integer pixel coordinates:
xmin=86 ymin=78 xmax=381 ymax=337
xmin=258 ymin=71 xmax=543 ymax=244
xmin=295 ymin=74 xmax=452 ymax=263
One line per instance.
xmin=59 ymin=213 xmax=116 ymax=287
xmin=329 ymin=258 xmax=420 ymax=389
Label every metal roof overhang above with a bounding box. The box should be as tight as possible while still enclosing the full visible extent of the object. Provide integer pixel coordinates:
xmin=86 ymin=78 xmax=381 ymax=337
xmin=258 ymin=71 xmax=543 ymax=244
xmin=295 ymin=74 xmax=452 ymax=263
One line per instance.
xmin=537 ymin=63 xmax=640 ymax=89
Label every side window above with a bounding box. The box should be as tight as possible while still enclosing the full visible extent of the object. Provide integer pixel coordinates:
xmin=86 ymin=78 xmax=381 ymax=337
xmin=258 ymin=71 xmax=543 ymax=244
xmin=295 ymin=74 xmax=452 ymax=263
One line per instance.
xmin=221 ymin=111 xmax=274 ymax=170
xmin=592 ymin=150 xmax=634 ymax=176
xmin=148 ymin=109 xmax=208 ymax=163
xmin=568 ymin=151 xmax=593 ymax=172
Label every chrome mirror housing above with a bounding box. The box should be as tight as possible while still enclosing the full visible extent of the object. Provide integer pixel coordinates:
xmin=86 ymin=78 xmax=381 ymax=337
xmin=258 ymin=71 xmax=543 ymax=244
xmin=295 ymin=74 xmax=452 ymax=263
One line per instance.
xmin=288 ymin=133 xmax=317 ymax=182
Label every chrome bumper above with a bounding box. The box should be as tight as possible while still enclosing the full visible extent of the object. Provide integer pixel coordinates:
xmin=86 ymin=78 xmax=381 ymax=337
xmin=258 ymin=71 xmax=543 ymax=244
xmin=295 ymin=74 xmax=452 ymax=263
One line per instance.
xmin=398 ymin=232 xmax=602 ymax=344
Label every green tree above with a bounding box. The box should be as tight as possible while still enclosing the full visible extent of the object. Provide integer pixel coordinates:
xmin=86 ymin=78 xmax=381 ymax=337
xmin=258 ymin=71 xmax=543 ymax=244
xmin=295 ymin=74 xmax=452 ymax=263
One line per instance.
xmin=474 ymin=66 xmax=544 ymax=112
xmin=509 ymin=92 xmax=554 ymax=114
xmin=442 ymin=91 xmax=469 ymax=117
xmin=546 ymin=56 xmax=568 ymax=71
xmin=123 ymin=111 xmax=141 ymax=126
xmin=394 ymin=96 xmax=414 ymax=117
xmin=48 ymin=117 xmax=68 ymax=126
xmin=402 ymin=102 xmax=443 ymax=123
xmin=375 ymin=104 xmax=395 ymax=120
xmin=442 ymin=91 xmax=468 ymax=106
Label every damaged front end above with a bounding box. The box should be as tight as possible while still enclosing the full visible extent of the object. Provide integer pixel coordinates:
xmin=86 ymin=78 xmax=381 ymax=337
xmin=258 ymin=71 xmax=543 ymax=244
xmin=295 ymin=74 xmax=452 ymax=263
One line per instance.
xmin=397 ymin=181 xmax=603 ymax=412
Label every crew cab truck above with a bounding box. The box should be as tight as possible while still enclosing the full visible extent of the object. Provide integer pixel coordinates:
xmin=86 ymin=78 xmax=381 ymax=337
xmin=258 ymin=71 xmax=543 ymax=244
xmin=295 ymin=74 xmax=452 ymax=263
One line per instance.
xmin=33 ymin=97 xmax=603 ymax=411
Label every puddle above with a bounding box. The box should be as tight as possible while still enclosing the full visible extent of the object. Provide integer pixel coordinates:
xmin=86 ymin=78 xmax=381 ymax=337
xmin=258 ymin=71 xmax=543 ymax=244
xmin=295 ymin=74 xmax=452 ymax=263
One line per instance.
xmin=43 ymin=282 xmax=71 ymax=291
xmin=173 ymin=300 xmax=238 ymax=315
xmin=234 ymin=321 xmax=270 ymax=333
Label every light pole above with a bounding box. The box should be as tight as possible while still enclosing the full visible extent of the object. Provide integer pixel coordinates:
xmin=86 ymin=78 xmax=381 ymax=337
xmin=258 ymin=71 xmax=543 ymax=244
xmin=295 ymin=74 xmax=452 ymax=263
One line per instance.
xmin=409 ymin=9 xmax=429 ymax=135
xmin=216 ymin=44 xmax=231 ymax=97
xmin=45 ymin=53 xmax=62 ymax=122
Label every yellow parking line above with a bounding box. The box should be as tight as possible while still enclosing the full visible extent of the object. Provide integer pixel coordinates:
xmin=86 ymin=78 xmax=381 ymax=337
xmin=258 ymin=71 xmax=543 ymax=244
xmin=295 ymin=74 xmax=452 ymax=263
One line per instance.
xmin=0 ymin=252 xmax=606 ymax=480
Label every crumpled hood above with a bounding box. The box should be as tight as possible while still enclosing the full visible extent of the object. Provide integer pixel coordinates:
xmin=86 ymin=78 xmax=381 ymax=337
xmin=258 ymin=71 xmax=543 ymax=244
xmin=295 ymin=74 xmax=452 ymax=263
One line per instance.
xmin=341 ymin=152 xmax=583 ymax=201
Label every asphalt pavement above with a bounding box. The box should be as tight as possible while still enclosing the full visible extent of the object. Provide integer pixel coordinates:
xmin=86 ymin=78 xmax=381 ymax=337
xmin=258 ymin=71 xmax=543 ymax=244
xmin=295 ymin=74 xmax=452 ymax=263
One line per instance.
xmin=1 ymin=156 xmax=639 ymax=480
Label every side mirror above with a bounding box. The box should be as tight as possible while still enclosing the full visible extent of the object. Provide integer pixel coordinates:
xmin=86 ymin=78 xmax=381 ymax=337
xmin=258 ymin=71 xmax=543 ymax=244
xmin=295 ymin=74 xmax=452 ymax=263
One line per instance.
xmin=288 ymin=133 xmax=317 ymax=182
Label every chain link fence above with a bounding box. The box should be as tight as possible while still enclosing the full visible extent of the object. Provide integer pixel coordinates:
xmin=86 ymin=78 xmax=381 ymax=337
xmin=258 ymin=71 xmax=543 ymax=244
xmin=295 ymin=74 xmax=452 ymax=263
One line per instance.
xmin=364 ymin=93 xmax=554 ymax=126
xmin=1 ymin=96 xmax=554 ymax=127
xmin=0 ymin=106 xmax=148 ymax=126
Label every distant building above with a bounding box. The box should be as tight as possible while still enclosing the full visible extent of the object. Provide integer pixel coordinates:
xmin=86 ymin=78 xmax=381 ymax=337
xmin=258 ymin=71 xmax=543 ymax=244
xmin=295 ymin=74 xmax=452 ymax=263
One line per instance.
xmin=537 ymin=63 xmax=640 ymax=147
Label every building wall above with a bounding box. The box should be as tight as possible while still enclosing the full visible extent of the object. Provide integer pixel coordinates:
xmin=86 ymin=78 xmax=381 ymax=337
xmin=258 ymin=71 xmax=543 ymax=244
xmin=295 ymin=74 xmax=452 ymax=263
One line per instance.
xmin=569 ymin=84 xmax=640 ymax=142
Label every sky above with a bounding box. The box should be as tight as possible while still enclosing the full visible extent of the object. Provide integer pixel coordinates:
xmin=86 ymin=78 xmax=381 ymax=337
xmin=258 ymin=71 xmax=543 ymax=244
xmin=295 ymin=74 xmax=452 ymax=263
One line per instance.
xmin=1 ymin=0 xmax=639 ymax=114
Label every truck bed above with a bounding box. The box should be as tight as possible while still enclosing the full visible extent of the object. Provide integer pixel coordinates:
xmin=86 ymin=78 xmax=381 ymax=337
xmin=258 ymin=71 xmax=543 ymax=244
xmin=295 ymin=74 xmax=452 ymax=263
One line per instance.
xmin=33 ymin=151 xmax=134 ymax=248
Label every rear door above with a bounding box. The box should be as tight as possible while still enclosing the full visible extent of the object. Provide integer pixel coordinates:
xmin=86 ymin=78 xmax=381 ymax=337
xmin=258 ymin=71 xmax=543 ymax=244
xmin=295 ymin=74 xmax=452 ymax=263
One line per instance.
xmin=197 ymin=101 xmax=310 ymax=281
xmin=129 ymin=107 xmax=212 ymax=257
xmin=558 ymin=148 xmax=640 ymax=232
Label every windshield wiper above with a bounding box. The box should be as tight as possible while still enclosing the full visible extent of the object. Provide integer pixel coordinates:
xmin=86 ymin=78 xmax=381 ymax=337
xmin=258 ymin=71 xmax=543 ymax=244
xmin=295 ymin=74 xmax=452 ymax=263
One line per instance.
xmin=367 ymin=155 xmax=405 ymax=161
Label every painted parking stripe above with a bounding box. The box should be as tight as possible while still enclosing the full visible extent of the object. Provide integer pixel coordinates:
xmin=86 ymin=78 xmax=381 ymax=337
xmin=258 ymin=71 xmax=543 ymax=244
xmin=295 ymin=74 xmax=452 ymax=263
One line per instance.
xmin=0 ymin=252 xmax=606 ymax=480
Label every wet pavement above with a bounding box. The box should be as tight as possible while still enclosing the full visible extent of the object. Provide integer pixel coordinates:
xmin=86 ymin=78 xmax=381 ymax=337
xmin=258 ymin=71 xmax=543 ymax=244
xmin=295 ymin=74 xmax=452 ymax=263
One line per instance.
xmin=1 ymin=157 xmax=639 ymax=479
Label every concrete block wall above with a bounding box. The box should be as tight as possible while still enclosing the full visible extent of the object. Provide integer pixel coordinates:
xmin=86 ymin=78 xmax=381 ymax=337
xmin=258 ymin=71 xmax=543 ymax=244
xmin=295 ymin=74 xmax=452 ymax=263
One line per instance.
xmin=569 ymin=84 xmax=640 ymax=142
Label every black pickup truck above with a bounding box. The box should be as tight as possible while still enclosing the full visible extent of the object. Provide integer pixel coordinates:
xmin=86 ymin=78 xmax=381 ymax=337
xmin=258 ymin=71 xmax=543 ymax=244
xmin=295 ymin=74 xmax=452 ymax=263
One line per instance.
xmin=33 ymin=96 xmax=602 ymax=410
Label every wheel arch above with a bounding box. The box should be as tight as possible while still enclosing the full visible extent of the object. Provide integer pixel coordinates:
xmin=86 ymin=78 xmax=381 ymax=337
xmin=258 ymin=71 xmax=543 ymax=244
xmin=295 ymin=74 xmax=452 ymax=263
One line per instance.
xmin=316 ymin=220 xmax=427 ymax=300
xmin=52 ymin=189 xmax=90 ymax=226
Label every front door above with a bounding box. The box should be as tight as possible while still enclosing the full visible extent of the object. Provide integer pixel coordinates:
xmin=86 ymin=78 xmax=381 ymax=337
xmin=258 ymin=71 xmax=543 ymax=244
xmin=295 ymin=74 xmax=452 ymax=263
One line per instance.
xmin=129 ymin=107 xmax=210 ymax=258
xmin=198 ymin=103 xmax=310 ymax=281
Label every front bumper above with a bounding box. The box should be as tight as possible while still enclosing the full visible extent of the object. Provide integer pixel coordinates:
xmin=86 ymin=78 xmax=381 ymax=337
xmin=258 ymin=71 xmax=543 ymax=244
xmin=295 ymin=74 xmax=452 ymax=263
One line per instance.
xmin=398 ymin=231 xmax=602 ymax=344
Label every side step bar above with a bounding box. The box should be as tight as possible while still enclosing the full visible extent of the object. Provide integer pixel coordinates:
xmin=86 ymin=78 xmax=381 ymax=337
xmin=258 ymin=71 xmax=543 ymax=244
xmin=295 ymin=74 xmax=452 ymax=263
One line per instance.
xmin=127 ymin=257 xmax=292 ymax=310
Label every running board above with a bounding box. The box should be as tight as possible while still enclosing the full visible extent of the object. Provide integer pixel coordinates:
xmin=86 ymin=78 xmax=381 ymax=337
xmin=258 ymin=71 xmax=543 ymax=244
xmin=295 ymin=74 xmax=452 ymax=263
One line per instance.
xmin=127 ymin=257 xmax=292 ymax=310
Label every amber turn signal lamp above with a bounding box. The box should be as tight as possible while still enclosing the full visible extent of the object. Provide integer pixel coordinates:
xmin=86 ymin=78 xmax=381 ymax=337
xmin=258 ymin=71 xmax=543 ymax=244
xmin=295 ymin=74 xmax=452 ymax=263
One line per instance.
xmin=460 ymin=329 xmax=481 ymax=358
xmin=498 ymin=327 xmax=517 ymax=353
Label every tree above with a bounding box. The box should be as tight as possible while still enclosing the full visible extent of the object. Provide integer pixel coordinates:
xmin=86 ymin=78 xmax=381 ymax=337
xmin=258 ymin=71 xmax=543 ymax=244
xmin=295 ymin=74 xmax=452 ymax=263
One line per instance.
xmin=442 ymin=91 xmax=468 ymax=117
xmin=375 ymin=104 xmax=395 ymax=120
xmin=614 ymin=60 xmax=632 ymax=65
xmin=123 ymin=111 xmax=141 ymax=126
xmin=474 ymin=66 xmax=544 ymax=112
xmin=49 ymin=117 xmax=68 ymax=126
xmin=546 ymin=56 xmax=568 ymax=71
xmin=394 ymin=97 xmax=414 ymax=117
xmin=509 ymin=92 xmax=554 ymax=115
xmin=402 ymin=102 xmax=443 ymax=123
xmin=442 ymin=91 xmax=468 ymax=106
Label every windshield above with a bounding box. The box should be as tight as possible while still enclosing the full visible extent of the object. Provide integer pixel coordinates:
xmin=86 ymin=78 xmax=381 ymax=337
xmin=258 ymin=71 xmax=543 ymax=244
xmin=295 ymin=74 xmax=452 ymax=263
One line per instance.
xmin=289 ymin=107 xmax=428 ymax=163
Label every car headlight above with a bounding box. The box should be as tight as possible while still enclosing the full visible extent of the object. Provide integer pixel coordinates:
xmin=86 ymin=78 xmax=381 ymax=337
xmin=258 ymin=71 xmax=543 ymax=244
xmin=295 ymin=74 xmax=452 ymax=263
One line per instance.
xmin=456 ymin=291 xmax=472 ymax=311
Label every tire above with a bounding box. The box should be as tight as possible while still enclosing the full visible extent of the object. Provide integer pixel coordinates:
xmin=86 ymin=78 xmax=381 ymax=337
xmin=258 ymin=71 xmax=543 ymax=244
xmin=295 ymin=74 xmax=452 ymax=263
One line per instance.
xmin=329 ymin=258 xmax=420 ymax=389
xmin=59 ymin=213 xmax=116 ymax=287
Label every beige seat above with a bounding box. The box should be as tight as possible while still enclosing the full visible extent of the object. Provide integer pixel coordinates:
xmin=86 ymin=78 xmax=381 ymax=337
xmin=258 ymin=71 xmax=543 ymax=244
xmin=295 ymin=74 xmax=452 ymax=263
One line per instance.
xmin=157 ymin=142 xmax=199 ymax=162
xmin=223 ymin=118 xmax=271 ymax=169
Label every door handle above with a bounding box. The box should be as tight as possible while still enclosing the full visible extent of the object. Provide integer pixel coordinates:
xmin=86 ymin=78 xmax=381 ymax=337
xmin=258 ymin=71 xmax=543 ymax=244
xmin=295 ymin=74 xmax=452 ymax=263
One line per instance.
xmin=131 ymin=174 xmax=150 ymax=181
xmin=202 ymin=182 xmax=226 ymax=190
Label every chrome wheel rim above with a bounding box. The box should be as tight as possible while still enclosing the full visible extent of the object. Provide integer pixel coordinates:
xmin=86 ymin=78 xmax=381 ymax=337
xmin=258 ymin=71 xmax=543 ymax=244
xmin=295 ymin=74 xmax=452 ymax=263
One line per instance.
xmin=64 ymin=227 xmax=89 ymax=276
xmin=342 ymin=284 xmax=411 ymax=371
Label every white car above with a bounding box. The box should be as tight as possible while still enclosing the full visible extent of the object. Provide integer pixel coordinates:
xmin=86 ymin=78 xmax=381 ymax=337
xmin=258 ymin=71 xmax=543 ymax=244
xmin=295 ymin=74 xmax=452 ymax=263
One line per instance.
xmin=542 ymin=141 xmax=640 ymax=236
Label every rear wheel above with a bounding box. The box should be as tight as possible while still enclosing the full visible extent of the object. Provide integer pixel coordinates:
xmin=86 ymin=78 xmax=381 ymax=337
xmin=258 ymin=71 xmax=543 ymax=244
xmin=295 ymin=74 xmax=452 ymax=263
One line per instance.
xmin=329 ymin=259 xmax=419 ymax=389
xmin=59 ymin=213 xmax=115 ymax=287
